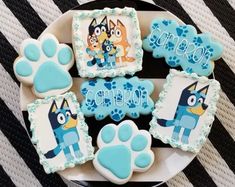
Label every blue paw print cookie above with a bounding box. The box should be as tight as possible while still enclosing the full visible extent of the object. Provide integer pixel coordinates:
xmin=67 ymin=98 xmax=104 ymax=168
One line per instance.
xmin=93 ymin=120 xmax=154 ymax=184
xmin=143 ymin=19 xmax=223 ymax=76
xmin=80 ymin=76 xmax=154 ymax=122
xmin=14 ymin=34 xmax=74 ymax=98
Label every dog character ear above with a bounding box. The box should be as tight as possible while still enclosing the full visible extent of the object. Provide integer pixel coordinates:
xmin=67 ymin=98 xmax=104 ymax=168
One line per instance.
xmin=60 ymin=99 xmax=69 ymax=109
xmin=90 ymin=18 xmax=97 ymax=27
xmin=185 ymin=81 xmax=198 ymax=91
xmin=101 ymin=16 xmax=107 ymax=25
xmin=49 ymin=100 xmax=57 ymax=113
xmin=109 ymin=20 xmax=116 ymax=29
xmin=198 ymin=85 xmax=209 ymax=95
xmin=117 ymin=19 xmax=124 ymax=26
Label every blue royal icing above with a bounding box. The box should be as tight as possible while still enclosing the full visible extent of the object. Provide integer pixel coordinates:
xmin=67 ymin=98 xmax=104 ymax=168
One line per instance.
xmin=24 ymin=43 xmax=40 ymax=61
xmin=101 ymin=125 xmax=116 ymax=143
xmin=58 ymin=47 xmax=73 ymax=65
xmin=42 ymin=39 xmax=57 ymax=57
xmin=118 ymin=123 xmax=132 ymax=142
xmin=15 ymin=60 xmax=32 ymax=77
xmin=143 ymin=19 xmax=223 ymax=76
xmin=98 ymin=145 xmax=131 ymax=179
xmin=80 ymin=76 xmax=154 ymax=121
xmin=131 ymin=134 xmax=148 ymax=152
xmin=34 ymin=61 xmax=71 ymax=93
xmin=135 ymin=153 xmax=152 ymax=168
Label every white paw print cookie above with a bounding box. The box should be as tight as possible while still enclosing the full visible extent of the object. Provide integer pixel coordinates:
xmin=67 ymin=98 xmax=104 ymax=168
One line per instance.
xmin=14 ymin=33 xmax=74 ymax=98
xmin=93 ymin=120 xmax=154 ymax=184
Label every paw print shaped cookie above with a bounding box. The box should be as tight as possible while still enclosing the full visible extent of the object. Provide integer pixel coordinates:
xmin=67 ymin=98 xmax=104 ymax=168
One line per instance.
xmin=14 ymin=34 xmax=74 ymax=98
xmin=93 ymin=120 xmax=154 ymax=184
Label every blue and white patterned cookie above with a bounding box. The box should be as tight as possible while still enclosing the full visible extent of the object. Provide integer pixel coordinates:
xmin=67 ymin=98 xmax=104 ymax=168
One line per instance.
xmin=93 ymin=120 xmax=154 ymax=184
xmin=143 ymin=19 xmax=223 ymax=76
xmin=14 ymin=33 xmax=74 ymax=98
xmin=80 ymin=76 xmax=154 ymax=121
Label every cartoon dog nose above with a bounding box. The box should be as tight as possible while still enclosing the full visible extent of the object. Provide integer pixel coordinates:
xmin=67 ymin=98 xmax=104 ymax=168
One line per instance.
xmin=202 ymin=103 xmax=208 ymax=110
xmin=114 ymin=46 xmax=116 ymax=49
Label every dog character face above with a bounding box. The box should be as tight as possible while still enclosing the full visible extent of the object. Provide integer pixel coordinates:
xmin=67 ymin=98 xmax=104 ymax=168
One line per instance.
xmin=87 ymin=35 xmax=99 ymax=50
xmin=109 ymin=19 xmax=127 ymax=44
xmin=102 ymin=39 xmax=117 ymax=55
xmin=179 ymin=81 xmax=209 ymax=116
xmin=88 ymin=16 xmax=108 ymax=44
xmin=48 ymin=99 xmax=77 ymax=130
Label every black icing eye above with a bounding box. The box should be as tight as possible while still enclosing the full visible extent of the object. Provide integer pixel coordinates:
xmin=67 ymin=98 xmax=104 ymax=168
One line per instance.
xmin=187 ymin=95 xmax=196 ymax=106
xmin=94 ymin=27 xmax=101 ymax=36
xmin=110 ymin=29 xmax=114 ymax=35
xmin=115 ymin=29 xmax=121 ymax=37
xmin=198 ymin=98 xmax=204 ymax=103
xmin=101 ymin=26 xmax=106 ymax=32
xmin=57 ymin=113 xmax=65 ymax=124
xmin=66 ymin=111 xmax=71 ymax=117
xmin=106 ymin=46 xmax=111 ymax=51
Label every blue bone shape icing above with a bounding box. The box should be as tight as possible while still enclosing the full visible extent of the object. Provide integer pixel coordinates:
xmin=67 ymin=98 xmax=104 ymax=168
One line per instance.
xmin=14 ymin=33 xmax=74 ymax=98
xmin=142 ymin=19 xmax=223 ymax=76
xmin=93 ymin=120 xmax=154 ymax=184
xmin=80 ymin=77 xmax=154 ymax=122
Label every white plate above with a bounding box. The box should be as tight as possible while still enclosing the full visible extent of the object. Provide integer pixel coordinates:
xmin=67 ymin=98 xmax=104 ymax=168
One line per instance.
xmin=21 ymin=1 xmax=196 ymax=186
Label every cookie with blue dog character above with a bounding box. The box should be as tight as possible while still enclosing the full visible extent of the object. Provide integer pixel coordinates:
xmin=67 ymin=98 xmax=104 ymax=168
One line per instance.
xmin=150 ymin=69 xmax=220 ymax=153
xmin=27 ymin=92 xmax=94 ymax=173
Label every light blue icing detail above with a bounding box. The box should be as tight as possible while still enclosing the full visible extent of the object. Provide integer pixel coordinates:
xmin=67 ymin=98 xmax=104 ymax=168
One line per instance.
xmin=118 ymin=124 xmax=132 ymax=142
xmin=15 ymin=60 xmax=32 ymax=77
xmin=135 ymin=153 xmax=152 ymax=168
xmin=24 ymin=43 xmax=40 ymax=61
xmin=97 ymin=145 xmax=131 ymax=179
xmin=58 ymin=47 xmax=72 ymax=65
xmin=42 ymin=39 xmax=57 ymax=57
xmin=63 ymin=131 xmax=79 ymax=146
xmin=142 ymin=19 xmax=223 ymax=76
xmin=180 ymin=115 xmax=196 ymax=129
xmin=33 ymin=61 xmax=71 ymax=93
xmin=131 ymin=134 xmax=148 ymax=151
xmin=80 ymin=76 xmax=154 ymax=122
xmin=101 ymin=125 xmax=115 ymax=143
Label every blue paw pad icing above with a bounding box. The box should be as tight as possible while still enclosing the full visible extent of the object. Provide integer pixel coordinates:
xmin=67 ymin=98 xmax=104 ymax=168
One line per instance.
xmin=143 ymin=19 xmax=223 ymax=76
xmin=93 ymin=120 xmax=154 ymax=184
xmin=14 ymin=33 xmax=74 ymax=98
xmin=80 ymin=76 xmax=154 ymax=121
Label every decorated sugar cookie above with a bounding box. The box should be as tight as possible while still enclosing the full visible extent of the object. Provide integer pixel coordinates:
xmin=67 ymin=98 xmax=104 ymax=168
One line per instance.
xmin=72 ymin=7 xmax=143 ymax=78
xmin=143 ymin=19 xmax=223 ymax=76
xmin=150 ymin=69 xmax=220 ymax=153
xmin=93 ymin=120 xmax=154 ymax=184
xmin=80 ymin=76 xmax=154 ymax=121
xmin=27 ymin=92 xmax=94 ymax=173
xmin=14 ymin=33 xmax=74 ymax=98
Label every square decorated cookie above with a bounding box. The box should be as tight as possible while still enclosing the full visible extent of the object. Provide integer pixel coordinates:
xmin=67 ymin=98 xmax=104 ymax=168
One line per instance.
xmin=27 ymin=92 xmax=94 ymax=173
xmin=72 ymin=7 xmax=143 ymax=78
xmin=150 ymin=69 xmax=220 ymax=153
